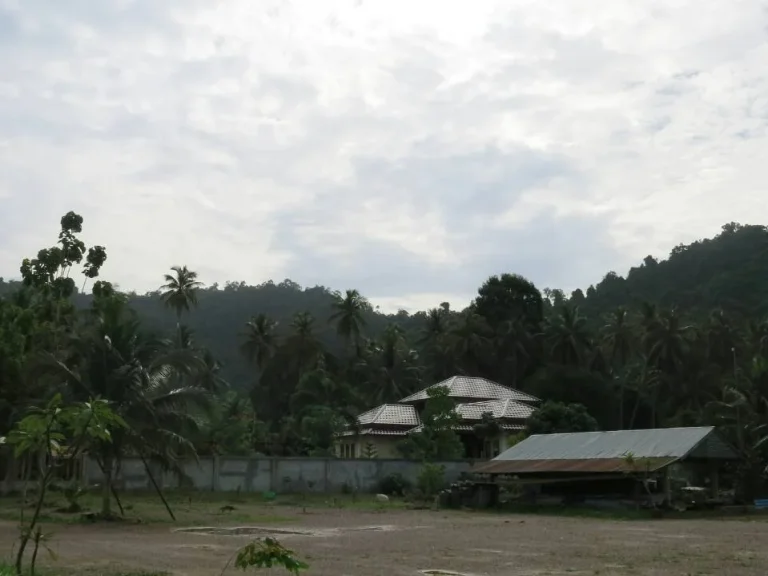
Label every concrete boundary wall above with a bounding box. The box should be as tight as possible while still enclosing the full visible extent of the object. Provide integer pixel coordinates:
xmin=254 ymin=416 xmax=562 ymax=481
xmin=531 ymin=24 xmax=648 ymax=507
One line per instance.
xmin=81 ymin=457 xmax=473 ymax=493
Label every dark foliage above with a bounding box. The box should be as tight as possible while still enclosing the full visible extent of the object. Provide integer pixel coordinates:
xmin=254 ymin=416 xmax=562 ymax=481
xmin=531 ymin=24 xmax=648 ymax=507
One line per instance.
xmin=5 ymin=221 xmax=768 ymax=497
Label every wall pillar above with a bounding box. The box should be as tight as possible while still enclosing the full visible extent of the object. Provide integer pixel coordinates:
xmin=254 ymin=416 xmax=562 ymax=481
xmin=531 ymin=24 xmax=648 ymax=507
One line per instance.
xmin=269 ymin=458 xmax=278 ymax=493
xmin=663 ymin=469 xmax=672 ymax=505
xmin=709 ymin=466 xmax=720 ymax=498
xmin=212 ymin=455 xmax=220 ymax=492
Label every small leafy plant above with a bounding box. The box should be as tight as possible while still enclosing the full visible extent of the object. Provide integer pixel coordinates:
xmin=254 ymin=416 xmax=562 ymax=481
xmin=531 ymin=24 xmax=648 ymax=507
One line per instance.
xmin=221 ymin=537 xmax=308 ymax=575
xmin=378 ymin=472 xmax=411 ymax=497
xmin=3 ymin=394 xmax=125 ymax=576
xmin=417 ymin=463 xmax=446 ymax=499
xmin=53 ymin=480 xmax=87 ymax=513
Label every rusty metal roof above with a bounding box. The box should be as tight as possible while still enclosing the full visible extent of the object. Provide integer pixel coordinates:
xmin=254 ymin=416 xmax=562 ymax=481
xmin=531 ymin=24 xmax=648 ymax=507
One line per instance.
xmin=473 ymin=426 xmax=738 ymax=474
xmin=473 ymin=457 xmax=677 ymax=475
xmin=356 ymin=404 xmax=420 ymax=427
xmin=399 ymin=376 xmax=539 ymax=404
xmin=457 ymin=399 xmax=534 ymax=421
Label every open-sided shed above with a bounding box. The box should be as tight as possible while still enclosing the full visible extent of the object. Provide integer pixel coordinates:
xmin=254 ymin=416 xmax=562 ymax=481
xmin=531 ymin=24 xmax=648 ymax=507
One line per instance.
xmin=474 ymin=426 xmax=737 ymax=475
xmin=472 ymin=427 xmax=739 ymax=504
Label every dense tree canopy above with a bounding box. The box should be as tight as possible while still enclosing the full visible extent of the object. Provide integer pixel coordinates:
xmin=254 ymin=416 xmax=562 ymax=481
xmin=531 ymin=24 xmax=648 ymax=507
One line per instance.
xmin=4 ymin=218 xmax=768 ymax=497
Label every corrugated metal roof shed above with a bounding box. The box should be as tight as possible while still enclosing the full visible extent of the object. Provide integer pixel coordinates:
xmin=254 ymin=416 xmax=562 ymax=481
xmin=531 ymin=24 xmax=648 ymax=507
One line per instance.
xmin=473 ymin=427 xmax=738 ymax=475
xmin=474 ymin=457 xmax=678 ymax=475
xmin=399 ymin=376 xmax=539 ymax=404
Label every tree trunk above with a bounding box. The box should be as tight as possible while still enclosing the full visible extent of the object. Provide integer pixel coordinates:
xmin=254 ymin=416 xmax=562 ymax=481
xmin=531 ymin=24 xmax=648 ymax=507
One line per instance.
xmin=618 ymin=377 xmax=625 ymax=430
xmin=1 ymin=452 xmax=16 ymax=496
xmin=628 ymin=392 xmax=641 ymax=429
xmin=101 ymin=456 xmax=112 ymax=517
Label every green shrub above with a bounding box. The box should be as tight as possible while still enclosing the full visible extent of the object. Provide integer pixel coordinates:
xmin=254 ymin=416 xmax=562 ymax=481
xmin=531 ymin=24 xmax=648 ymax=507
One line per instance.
xmin=416 ymin=463 xmax=445 ymax=499
xmin=378 ymin=473 xmax=412 ymax=496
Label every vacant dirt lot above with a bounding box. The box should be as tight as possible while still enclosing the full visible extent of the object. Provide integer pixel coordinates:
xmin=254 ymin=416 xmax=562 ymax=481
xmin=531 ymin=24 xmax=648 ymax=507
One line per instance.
xmin=1 ymin=507 xmax=767 ymax=575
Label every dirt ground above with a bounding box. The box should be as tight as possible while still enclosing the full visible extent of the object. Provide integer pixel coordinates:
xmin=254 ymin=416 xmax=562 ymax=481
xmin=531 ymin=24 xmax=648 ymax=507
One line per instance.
xmin=2 ymin=507 xmax=768 ymax=576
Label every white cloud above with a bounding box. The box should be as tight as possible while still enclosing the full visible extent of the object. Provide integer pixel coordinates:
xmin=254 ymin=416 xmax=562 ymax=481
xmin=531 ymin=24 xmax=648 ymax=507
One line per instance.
xmin=1 ymin=0 xmax=768 ymax=313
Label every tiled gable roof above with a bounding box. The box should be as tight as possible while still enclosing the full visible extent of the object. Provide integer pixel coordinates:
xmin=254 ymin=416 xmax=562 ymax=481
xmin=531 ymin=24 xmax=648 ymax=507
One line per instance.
xmin=408 ymin=422 xmax=525 ymax=434
xmin=456 ymin=399 xmax=534 ymax=421
xmin=356 ymin=404 xmax=420 ymax=427
xmin=399 ymin=376 xmax=539 ymax=404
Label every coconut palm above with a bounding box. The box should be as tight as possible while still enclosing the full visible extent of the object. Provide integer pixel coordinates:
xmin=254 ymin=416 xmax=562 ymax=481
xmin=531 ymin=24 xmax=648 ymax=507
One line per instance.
xmin=448 ymin=310 xmax=492 ymax=376
xmin=160 ymin=266 xmax=202 ymax=345
xmin=362 ymin=324 xmax=422 ymax=403
xmin=418 ymin=307 xmax=453 ymax=381
xmin=546 ymin=305 xmax=592 ymax=366
xmin=240 ymin=314 xmax=279 ymax=370
xmin=36 ymin=290 xmax=211 ymax=518
xmin=601 ymin=307 xmax=635 ymax=428
xmin=707 ymin=356 xmax=768 ymax=499
xmin=329 ymin=289 xmax=369 ymax=355
xmin=495 ymin=317 xmax=533 ymax=387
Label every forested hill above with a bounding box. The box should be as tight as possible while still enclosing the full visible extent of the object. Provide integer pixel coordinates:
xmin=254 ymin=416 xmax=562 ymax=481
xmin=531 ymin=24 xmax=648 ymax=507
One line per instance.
xmin=572 ymin=223 xmax=768 ymax=320
xmin=2 ymin=222 xmax=767 ymax=387
xmin=0 ymin=276 xmax=425 ymax=387
xmin=124 ymin=281 xmax=426 ymax=388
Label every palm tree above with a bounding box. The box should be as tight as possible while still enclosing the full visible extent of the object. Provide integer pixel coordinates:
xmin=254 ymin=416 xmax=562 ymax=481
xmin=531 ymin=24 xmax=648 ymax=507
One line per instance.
xmin=329 ymin=289 xmax=369 ymax=355
xmin=39 ymin=292 xmax=211 ymax=518
xmin=448 ymin=310 xmax=492 ymax=376
xmin=285 ymin=312 xmax=322 ymax=374
xmin=419 ymin=308 xmax=448 ymax=347
xmin=362 ymin=324 xmax=422 ymax=403
xmin=240 ymin=314 xmax=279 ymax=370
xmin=160 ymin=266 xmax=202 ymax=345
xmin=418 ymin=308 xmax=452 ymax=381
xmin=706 ymin=310 xmax=739 ymax=372
xmin=495 ymin=317 xmax=533 ymax=387
xmin=601 ymin=307 xmax=635 ymax=428
xmin=546 ymin=305 xmax=592 ymax=366
xmin=626 ymin=356 xmax=662 ymax=428
xmin=707 ymin=356 xmax=768 ymax=499
xmin=745 ymin=319 xmax=768 ymax=359
xmin=644 ymin=308 xmax=686 ymax=365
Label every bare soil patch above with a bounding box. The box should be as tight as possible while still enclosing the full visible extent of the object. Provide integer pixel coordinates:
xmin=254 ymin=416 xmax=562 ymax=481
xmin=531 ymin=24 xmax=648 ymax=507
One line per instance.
xmin=174 ymin=523 xmax=398 ymax=538
xmin=1 ymin=506 xmax=768 ymax=575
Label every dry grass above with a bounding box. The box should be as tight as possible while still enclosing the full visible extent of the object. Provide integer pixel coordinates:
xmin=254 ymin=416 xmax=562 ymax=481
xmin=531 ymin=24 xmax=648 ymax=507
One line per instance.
xmin=0 ymin=489 xmax=404 ymax=527
xmin=1 ymin=492 xmax=768 ymax=575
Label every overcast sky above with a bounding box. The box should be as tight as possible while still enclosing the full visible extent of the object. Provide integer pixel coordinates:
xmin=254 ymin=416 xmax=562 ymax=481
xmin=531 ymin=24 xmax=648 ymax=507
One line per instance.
xmin=0 ymin=1 xmax=766 ymax=313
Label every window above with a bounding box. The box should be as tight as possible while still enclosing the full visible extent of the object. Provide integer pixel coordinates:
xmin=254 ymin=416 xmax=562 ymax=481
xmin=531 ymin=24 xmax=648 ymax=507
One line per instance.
xmin=341 ymin=443 xmax=357 ymax=459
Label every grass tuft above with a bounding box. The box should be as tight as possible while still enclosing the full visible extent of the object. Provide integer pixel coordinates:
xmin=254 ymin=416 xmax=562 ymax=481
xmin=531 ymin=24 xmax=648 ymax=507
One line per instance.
xmin=0 ymin=562 xmax=167 ymax=576
xmin=0 ymin=489 xmax=407 ymax=530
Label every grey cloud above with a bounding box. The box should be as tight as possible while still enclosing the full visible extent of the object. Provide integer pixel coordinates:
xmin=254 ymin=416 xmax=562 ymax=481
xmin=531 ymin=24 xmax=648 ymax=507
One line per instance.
xmin=2 ymin=0 xmax=768 ymax=309
xmin=274 ymin=208 xmax=621 ymax=304
xmin=264 ymin=142 xmax=577 ymax=235
xmin=14 ymin=0 xmax=186 ymax=35
xmin=348 ymin=146 xmax=579 ymax=228
xmin=270 ymin=145 xmax=605 ymax=303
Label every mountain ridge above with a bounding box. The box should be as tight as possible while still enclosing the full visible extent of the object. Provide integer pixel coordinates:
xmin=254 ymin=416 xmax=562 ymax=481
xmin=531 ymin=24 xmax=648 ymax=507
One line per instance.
xmin=3 ymin=222 xmax=767 ymax=387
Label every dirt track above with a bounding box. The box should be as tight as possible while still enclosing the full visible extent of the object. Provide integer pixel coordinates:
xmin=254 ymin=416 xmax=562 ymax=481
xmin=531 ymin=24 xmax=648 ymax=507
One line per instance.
xmin=1 ymin=508 xmax=767 ymax=575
